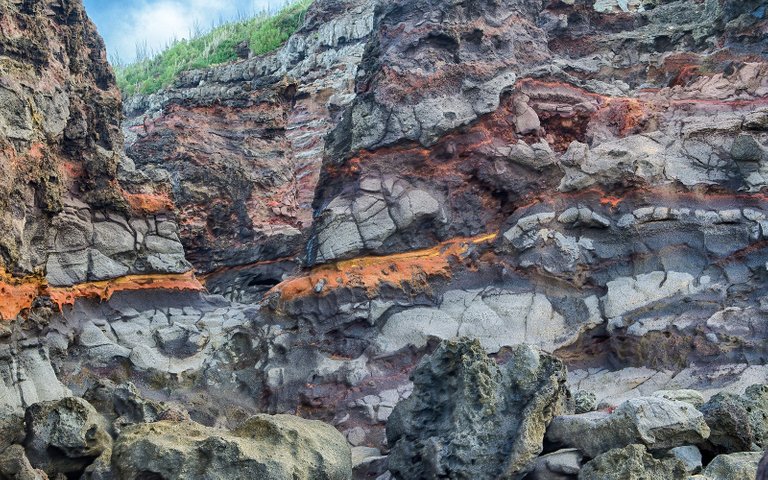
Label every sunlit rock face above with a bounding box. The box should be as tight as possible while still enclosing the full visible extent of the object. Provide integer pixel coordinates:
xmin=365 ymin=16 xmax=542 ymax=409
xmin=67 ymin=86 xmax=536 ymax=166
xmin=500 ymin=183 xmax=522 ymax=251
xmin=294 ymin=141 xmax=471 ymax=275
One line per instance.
xmin=1 ymin=0 xmax=768 ymax=477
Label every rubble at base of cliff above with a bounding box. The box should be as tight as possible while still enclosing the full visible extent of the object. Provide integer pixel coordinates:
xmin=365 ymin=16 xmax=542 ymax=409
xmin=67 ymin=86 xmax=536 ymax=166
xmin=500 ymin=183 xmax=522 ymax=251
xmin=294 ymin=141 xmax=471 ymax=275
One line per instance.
xmin=0 ymin=337 xmax=766 ymax=480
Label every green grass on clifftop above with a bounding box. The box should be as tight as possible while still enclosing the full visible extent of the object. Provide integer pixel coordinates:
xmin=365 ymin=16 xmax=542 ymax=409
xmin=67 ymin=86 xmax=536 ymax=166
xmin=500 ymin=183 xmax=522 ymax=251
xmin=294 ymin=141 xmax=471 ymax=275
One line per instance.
xmin=115 ymin=0 xmax=313 ymax=96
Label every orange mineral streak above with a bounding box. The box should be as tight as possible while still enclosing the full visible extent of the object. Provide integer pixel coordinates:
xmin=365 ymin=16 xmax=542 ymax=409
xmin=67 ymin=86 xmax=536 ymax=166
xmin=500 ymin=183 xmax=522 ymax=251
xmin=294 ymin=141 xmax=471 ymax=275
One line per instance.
xmin=0 ymin=270 xmax=46 ymax=321
xmin=121 ymin=190 xmax=175 ymax=215
xmin=269 ymin=233 xmax=498 ymax=305
xmin=0 ymin=270 xmax=203 ymax=321
xmin=599 ymin=195 xmax=623 ymax=208
xmin=47 ymin=271 xmax=203 ymax=310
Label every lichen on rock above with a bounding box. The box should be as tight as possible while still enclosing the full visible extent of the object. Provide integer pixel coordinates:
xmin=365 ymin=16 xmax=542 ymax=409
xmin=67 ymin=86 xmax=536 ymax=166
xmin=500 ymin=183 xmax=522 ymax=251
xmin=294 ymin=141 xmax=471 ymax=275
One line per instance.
xmin=386 ymin=338 xmax=569 ymax=479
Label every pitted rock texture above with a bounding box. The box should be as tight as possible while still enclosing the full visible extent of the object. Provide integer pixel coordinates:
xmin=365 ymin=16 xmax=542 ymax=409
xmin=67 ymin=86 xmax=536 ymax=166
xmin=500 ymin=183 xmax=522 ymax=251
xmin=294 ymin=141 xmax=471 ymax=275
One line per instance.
xmin=113 ymin=414 xmax=352 ymax=480
xmin=698 ymin=384 xmax=768 ymax=454
xmin=700 ymin=452 xmax=762 ymax=480
xmin=24 ymin=396 xmax=112 ymax=477
xmin=385 ymin=338 xmax=569 ymax=480
xmin=577 ymin=444 xmax=688 ymax=480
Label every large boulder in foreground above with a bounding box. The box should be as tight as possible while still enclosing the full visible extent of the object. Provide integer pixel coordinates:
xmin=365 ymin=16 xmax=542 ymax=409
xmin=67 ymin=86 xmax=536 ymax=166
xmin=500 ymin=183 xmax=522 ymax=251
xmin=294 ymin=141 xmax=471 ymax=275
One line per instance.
xmin=386 ymin=338 xmax=569 ymax=479
xmin=546 ymin=397 xmax=710 ymax=458
xmin=112 ymin=414 xmax=351 ymax=480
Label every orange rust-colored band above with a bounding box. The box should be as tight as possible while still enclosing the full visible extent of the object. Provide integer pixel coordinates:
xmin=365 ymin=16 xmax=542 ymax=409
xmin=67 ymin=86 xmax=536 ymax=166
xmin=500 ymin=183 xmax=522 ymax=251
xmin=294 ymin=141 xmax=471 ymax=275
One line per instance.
xmin=0 ymin=270 xmax=203 ymax=321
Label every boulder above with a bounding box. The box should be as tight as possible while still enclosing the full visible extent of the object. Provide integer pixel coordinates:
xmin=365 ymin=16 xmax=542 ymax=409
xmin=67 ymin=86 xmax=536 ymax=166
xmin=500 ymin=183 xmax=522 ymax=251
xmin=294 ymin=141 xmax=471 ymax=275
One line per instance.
xmin=546 ymin=397 xmax=710 ymax=458
xmin=757 ymin=449 xmax=768 ymax=480
xmin=701 ymin=452 xmax=762 ymax=480
xmin=386 ymin=338 xmax=569 ymax=479
xmin=84 ymin=380 xmax=190 ymax=434
xmin=699 ymin=384 xmax=768 ymax=453
xmin=0 ymin=445 xmax=47 ymax=480
xmin=698 ymin=393 xmax=752 ymax=453
xmin=742 ymin=385 xmax=768 ymax=447
xmin=112 ymin=414 xmax=352 ymax=480
xmin=578 ymin=444 xmax=688 ymax=480
xmin=351 ymin=447 xmax=387 ymax=479
xmin=0 ymin=411 xmax=25 ymax=453
xmin=666 ymin=445 xmax=702 ymax=474
xmin=574 ymin=391 xmax=597 ymax=414
xmin=24 ymin=397 xmax=112 ymax=476
xmin=527 ymin=448 xmax=584 ymax=479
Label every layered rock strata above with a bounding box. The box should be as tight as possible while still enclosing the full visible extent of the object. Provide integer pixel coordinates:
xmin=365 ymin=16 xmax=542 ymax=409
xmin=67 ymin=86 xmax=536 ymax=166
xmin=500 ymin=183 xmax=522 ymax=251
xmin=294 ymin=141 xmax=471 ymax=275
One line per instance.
xmin=1 ymin=0 xmax=768 ymax=479
xmin=0 ymin=0 xmax=198 ymax=320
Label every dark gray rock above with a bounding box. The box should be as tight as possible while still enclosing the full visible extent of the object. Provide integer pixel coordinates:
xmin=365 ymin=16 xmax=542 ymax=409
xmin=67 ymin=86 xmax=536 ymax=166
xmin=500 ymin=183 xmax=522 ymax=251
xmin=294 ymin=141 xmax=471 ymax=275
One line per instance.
xmin=758 ymin=449 xmax=768 ymax=480
xmin=699 ymin=384 xmax=768 ymax=453
xmin=24 ymin=397 xmax=112 ymax=476
xmin=0 ymin=445 xmax=47 ymax=480
xmin=0 ymin=411 xmax=24 ymax=453
xmin=84 ymin=380 xmax=190 ymax=434
xmin=574 ymin=391 xmax=597 ymax=414
xmin=386 ymin=338 xmax=569 ymax=480
xmin=731 ymin=134 xmax=765 ymax=162
xmin=699 ymin=392 xmax=753 ymax=453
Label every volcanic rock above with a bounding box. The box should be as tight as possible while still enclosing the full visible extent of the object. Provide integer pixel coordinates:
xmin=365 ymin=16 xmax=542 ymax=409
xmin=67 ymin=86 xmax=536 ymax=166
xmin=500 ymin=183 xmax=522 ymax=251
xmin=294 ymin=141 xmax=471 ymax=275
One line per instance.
xmin=0 ymin=445 xmax=47 ymax=480
xmin=577 ymin=444 xmax=688 ymax=480
xmin=546 ymin=397 xmax=710 ymax=458
xmin=527 ymin=449 xmax=585 ymax=480
xmin=700 ymin=452 xmax=762 ymax=480
xmin=699 ymin=384 xmax=768 ymax=453
xmin=386 ymin=338 xmax=568 ymax=479
xmin=112 ymin=414 xmax=352 ymax=480
xmin=24 ymin=397 xmax=112 ymax=476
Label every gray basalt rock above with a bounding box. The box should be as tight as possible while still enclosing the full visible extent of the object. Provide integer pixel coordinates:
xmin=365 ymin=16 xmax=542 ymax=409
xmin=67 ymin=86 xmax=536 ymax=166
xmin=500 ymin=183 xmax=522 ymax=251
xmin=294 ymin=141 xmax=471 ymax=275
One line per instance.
xmin=0 ymin=411 xmax=24 ymax=453
xmin=578 ymin=444 xmax=688 ymax=480
xmin=758 ymin=449 xmax=768 ymax=480
xmin=666 ymin=445 xmax=702 ymax=474
xmin=24 ymin=397 xmax=112 ymax=476
xmin=84 ymin=380 xmax=190 ymax=434
xmin=527 ymin=449 xmax=584 ymax=480
xmin=386 ymin=338 xmax=569 ymax=480
xmin=112 ymin=414 xmax=352 ymax=480
xmin=698 ymin=393 xmax=753 ymax=453
xmin=699 ymin=384 xmax=768 ymax=454
xmin=701 ymin=452 xmax=762 ymax=480
xmin=546 ymin=397 xmax=710 ymax=458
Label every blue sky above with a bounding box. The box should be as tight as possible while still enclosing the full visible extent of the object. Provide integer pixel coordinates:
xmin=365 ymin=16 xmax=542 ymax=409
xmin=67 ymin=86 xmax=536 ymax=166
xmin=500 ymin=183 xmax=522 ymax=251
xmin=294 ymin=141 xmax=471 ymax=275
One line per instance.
xmin=83 ymin=0 xmax=276 ymax=63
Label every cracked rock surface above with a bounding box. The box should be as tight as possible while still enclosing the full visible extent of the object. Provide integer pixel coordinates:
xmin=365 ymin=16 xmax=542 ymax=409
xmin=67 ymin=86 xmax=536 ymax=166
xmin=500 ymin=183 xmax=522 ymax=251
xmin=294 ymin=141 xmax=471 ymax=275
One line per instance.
xmin=1 ymin=0 xmax=768 ymax=478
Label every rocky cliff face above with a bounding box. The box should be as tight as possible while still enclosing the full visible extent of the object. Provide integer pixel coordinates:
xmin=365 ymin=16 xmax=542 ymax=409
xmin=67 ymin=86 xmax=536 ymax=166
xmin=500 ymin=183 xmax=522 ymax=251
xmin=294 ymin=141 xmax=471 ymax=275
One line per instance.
xmin=123 ymin=0 xmax=376 ymax=302
xmin=0 ymin=0 xmax=197 ymax=320
xmin=2 ymin=0 xmax=768 ymax=478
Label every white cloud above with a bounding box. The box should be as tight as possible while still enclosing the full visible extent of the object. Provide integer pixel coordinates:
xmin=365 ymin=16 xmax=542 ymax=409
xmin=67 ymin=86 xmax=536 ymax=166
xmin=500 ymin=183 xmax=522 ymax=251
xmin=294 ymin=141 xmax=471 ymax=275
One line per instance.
xmin=106 ymin=0 xmax=274 ymax=62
